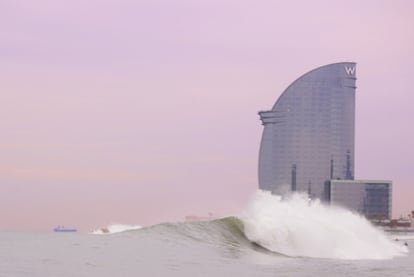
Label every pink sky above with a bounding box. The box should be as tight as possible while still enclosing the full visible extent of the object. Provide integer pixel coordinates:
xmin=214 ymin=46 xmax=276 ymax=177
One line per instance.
xmin=1 ymin=0 xmax=413 ymax=231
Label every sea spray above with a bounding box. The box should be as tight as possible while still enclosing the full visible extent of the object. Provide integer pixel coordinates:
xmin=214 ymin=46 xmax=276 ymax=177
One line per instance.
xmin=240 ymin=190 xmax=408 ymax=259
xmin=92 ymin=224 xmax=142 ymax=234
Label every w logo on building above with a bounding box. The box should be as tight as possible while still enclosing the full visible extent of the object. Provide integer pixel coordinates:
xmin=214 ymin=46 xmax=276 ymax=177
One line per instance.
xmin=344 ymin=66 xmax=356 ymax=76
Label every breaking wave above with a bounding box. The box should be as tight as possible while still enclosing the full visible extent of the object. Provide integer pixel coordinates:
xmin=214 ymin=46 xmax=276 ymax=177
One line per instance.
xmin=92 ymin=224 xmax=142 ymax=234
xmin=240 ymin=190 xmax=408 ymax=259
xmin=95 ymin=191 xmax=408 ymax=260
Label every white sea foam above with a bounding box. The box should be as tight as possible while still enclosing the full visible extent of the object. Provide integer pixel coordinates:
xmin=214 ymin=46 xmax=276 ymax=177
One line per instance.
xmin=391 ymin=234 xmax=414 ymax=241
xmin=91 ymin=224 xmax=142 ymax=234
xmin=241 ymin=190 xmax=408 ymax=260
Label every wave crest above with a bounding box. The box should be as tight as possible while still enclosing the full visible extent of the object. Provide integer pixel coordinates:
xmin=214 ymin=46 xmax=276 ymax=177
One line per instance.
xmin=92 ymin=224 xmax=142 ymax=234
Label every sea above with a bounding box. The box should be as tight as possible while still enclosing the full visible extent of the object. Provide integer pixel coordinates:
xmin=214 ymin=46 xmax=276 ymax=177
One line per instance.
xmin=1 ymin=191 xmax=413 ymax=277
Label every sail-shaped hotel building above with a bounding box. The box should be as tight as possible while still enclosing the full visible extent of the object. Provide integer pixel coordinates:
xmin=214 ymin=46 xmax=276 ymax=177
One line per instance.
xmin=258 ymin=63 xmax=392 ymax=219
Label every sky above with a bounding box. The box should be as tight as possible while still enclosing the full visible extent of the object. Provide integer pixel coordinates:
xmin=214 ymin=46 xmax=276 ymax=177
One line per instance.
xmin=1 ymin=0 xmax=413 ymax=231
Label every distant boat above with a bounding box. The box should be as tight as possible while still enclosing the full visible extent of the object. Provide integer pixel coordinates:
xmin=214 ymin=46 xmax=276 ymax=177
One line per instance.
xmin=53 ymin=226 xmax=77 ymax=232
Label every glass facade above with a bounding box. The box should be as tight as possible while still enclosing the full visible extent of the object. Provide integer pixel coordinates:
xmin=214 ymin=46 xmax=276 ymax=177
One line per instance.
xmin=258 ymin=62 xmax=357 ymax=200
xmin=329 ymin=180 xmax=392 ymax=219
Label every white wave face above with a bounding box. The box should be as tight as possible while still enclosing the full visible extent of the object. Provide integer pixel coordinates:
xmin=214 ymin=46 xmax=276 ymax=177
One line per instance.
xmin=92 ymin=224 xmax=142 ymax=235
xmin=241 ymin=190 xmax=408 ymax=260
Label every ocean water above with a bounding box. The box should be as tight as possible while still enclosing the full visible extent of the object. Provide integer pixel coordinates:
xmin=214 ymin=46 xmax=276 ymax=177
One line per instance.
xmin=1 ymin=191 xmax=412 ymax=277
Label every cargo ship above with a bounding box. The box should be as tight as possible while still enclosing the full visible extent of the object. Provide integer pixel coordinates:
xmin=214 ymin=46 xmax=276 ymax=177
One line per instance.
xmin=53 ymin=226 xmax=77 ymax=232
